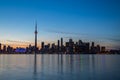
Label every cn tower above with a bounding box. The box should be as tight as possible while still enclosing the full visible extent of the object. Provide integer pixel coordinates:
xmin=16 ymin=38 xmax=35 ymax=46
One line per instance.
xmin=35 ymin=21 xmax=38 ymax=55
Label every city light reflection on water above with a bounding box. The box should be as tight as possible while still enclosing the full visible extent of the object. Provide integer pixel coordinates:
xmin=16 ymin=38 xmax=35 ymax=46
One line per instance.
xmin=0 ymin=54 xmax=120 ymax=80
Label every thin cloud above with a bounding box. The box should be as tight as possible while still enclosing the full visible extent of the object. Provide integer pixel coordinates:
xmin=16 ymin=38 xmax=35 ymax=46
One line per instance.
xmin=45 ymin=29 xmax=86 ymax=36
xmin=107 ymin=38 xmax=120 ymax=42
xmin=6 ymin=40 xmax=34 ymax=44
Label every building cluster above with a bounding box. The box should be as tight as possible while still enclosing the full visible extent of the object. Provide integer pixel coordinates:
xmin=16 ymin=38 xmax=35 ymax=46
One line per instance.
xmin=0 ymin=44 xmax=14 ymax=53
xmin=40 ymin=38 xmax=107 ymax=54
xmin=0 ymin=38 xmax=119 ymax=54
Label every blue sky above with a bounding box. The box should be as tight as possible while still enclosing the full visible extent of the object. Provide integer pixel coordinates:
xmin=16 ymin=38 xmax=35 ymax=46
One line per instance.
xmin=0 ymin=0 xmax=120 ymax=49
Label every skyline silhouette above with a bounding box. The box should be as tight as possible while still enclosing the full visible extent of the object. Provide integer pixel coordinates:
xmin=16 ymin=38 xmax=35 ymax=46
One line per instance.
xmin=0 ymin=22 xmax=120 ymax=53
xmin=0 ymin=25 xmax=120 ymax=54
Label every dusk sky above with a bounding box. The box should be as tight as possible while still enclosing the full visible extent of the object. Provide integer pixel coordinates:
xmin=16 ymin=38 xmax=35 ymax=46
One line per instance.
xmin=0 ymin=0 xmax=120 ymax=49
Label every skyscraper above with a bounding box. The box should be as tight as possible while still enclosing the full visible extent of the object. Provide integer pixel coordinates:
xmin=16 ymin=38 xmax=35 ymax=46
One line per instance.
xmin=78 ymin=40 xmax=83 ymax=45
xmin=92 ymin=42 xmax=94 ymax=47
xmin=96 ymin=45 xmax=100 ymax=53
xmin=3 ymin=45 xmax=6 ymax=53
xmin=69 ymin=39 xmax=74 ymax=53
xmin=91 ymin=42 xmax=95 ymax=53
xmin=41 ymin=42 xmax=44 ymax=49
xmin=61 ymin=38 xmax=63 ymax=47
xmin=101 ymin=46 xmax=106 ymax=52
xmin=58 ymin=40 xmax=60 ymax=51
xmin=61 ymin=38 xmax=63 ymax=52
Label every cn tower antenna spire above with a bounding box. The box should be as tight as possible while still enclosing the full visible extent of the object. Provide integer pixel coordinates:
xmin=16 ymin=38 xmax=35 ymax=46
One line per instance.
xmin=35 ymin=21 xmax=37 ymax=32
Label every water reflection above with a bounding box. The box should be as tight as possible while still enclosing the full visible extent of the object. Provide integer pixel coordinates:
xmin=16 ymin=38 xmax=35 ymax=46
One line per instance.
xmin=40 ymin=54 xmax=44 ymax=80
xmin=0 ymin=54 xmax=120 ymax=80
xmin=59 ymin=54 xmax=63 ymax=74
xmin=34 ymin=54 xmax=37 ymax=75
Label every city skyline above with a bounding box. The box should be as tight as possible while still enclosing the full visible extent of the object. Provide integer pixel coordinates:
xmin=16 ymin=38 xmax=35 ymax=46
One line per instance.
xmin=0 ymin=0 xmax=120 ymax=49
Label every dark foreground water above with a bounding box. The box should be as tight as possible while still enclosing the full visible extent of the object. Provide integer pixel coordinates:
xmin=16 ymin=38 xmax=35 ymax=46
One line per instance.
xmin=0 ymin=54 xmax=120 ymax=80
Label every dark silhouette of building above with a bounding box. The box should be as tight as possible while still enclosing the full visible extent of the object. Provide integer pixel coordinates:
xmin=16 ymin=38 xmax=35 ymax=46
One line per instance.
xmin=78 ymin=40 xmax=83 ymax=45
xmin=69 ymin=39 xmax=74 ymax=53
xmin=44 ymin=44 xmax=50 ymax=53
xmin=65 ymin=42 xmax=69 ymax=53
xmin=101 ymin=46 xmax=106 ymax=53
xmin=3 ymin=45 xmax=6 ymax=53
xmin=92 ymin=42 xmax=94 ymax=47
xmin=96 ymin=45 xmax=100 ymax=53
xmin=91 ymin=42 xmax=95 ymax=53
xmin=28 ymin=44 xmax=32 ymax=53
xmin=40 ymin=42 xmax=45 ymax=53
xmin=26 ymin=44 xmax=33 ymax=53
xmin=7 ymin=45 xmax=13 ymax=53
xmin=41 ymin=42 xmax=44 ymax=49
xmin=84 ymin=42 xmax=90 ymax=53
xmin=61 ymin=38 xmax=63 ymax=52
xmin=51 ymin=43 xmax=56 ymax=53
xmin=58 ymin=40 xmax=60 ymax=52
xmin=110 ymin=49 xmax=120 ymax=54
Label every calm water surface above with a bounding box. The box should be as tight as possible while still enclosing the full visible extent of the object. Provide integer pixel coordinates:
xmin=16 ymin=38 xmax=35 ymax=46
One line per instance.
xmin=0 ymin=54 xmax=120 ymax=80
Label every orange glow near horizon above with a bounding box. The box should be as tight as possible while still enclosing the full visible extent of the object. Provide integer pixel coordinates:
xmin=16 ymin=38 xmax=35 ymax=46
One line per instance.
xmin=0 ymin=39 xmax=57 ymax=49
xmin=1 ymin=43 xmax=41 ymax=49
xmin=0 ymin=39 xmax=119 ymax=50
xmin=0 ymin=40 xmax=41 ymax=49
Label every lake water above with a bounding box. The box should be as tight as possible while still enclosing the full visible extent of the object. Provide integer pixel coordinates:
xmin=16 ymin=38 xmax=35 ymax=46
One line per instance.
xmin=0 ymin=54 xmax=120 ymax=80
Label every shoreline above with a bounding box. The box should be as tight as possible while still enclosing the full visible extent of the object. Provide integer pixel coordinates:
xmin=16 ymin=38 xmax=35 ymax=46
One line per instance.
xmin=0 ymin=53 xmax=119 ymax=55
